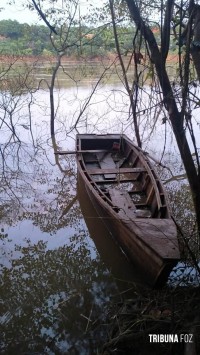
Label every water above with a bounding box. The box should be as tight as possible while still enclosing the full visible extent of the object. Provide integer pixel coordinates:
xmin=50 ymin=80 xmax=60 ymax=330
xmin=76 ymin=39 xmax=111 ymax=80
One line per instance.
xmin=0 ymin=78 xmax=199 ymax=353
xmin=0 ymin=139 xmax=117 ymax=353
xmin=0 ymin=85 xmax=134 ymax=353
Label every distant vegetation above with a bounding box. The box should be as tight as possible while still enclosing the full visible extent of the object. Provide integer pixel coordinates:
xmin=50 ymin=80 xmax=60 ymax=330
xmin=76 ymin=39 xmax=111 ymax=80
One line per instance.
xmin=0 ymin=20 xmax=53 ymax=56
xmin=0 ymin=19 xmax=144 ymax=58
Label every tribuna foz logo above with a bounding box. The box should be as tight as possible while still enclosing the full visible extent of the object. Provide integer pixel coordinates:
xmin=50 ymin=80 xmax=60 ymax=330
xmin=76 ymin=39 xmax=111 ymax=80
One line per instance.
xmin=149 ymin=334 xmax=193 ymax=343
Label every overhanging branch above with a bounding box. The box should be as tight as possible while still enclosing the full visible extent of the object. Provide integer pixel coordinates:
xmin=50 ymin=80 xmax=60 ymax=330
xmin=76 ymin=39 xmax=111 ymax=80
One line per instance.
xmin=31 ymin=0 xmax=58 ymax=35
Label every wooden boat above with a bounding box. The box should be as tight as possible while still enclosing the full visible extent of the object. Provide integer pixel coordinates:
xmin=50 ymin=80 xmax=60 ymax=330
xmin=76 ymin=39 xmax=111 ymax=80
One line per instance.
xmin=76 ymin=133 xmax=180 ymax=287
xmin=78 ymin=177 xmax=149 ymax=288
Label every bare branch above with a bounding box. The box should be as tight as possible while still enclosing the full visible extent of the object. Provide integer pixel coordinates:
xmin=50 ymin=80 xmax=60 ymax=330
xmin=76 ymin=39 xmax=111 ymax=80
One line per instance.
xmin=31 ymin=0 xmax=58 ymax=34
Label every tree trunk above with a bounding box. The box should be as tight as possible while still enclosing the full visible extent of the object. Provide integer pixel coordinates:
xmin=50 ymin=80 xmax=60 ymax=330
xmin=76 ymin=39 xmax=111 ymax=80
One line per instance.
xmin=191 ymin=5 xmax=200 ymax=81
xmin=125 ymin=0 xmax=200 ymax=236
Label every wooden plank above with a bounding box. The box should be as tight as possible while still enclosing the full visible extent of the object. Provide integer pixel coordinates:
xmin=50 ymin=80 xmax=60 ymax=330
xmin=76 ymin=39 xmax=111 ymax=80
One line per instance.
xmin=55 ymin=149 xmax=110 ymax=155
xmin=84 ymin=153 xmax=98 ymax=163
xmin=77 ymin=133 xmax=122 ymax=140
xmin=146 ymin=185 xmax=155 ymax=205
xmin=87 ymin=167 xmax=145 ymax=175
xmin=109 ymin=189 xmax=136 ymax=219
xmin=95 ymin=177 xmax=138 ymax=184
xmin=135 ymin=202 xmax=148 ymax=207
xmin=97 ymin=153 xmax=116 ymax=179
xmin=126 ymin=219 xmax=179 ymax=259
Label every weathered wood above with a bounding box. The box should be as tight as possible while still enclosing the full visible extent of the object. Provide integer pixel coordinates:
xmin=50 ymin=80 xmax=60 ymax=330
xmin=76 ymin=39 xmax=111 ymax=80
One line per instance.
xmin=84 ymin=153 xmax=98 ymax=163
xmin=146 ymin=185 xmax=155 ymax=205
xmin=97 ymin=153 xmax=117 ymax=179
xmin=55 ymin=149 xmax=110 ymax=155
xmin=87 ymin=167 xmax=145 ymax=175
xmin=76 ymin=133 xmax=180 ymax=287
xmin=94 ymin=176 xmax=139 ymax=183
xmin=109 ymin=188 xmax=136 ymax=219
xmin=126 ymin=219 xmax=179 ymax=259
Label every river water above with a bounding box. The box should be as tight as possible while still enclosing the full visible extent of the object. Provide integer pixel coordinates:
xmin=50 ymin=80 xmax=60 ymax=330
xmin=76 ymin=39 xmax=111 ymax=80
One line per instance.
xmin=0 ymin=78 xmax=199 ymax=353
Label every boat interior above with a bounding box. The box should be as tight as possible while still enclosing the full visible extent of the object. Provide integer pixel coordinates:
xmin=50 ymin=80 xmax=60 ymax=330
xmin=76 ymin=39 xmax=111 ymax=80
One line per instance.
xmin=78 ymin=135 xmax=169 ymax=219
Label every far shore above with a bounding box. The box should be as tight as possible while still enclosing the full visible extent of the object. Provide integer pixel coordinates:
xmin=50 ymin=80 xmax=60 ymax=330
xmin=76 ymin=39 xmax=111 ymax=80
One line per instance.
xmin=0 ymin=52 xmax=179 ymax=66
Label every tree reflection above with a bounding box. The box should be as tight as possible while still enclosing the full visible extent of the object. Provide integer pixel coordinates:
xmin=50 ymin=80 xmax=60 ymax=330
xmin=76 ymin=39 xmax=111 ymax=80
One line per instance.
xmin=0 ymin=58 xmax=199 ymax=353
xmin=0 ymin=88 xmax=118 ymax=353
xmin=1 ymin=229 xmax=117 ymax=353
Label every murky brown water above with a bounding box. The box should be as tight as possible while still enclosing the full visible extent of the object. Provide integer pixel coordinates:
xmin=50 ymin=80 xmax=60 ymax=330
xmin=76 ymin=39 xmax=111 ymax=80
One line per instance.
xmin=0 ymin=79 xmax=199 ymax=353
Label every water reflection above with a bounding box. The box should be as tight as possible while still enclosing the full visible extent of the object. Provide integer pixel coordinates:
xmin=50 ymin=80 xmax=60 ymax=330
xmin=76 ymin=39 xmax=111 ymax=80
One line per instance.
xmin=0 ymin=81 xmax=199 ymax=353
xmin=1 ymin=230 xmax=117 ymax=353
xmin=0 ymin=140 xmax=119 ymax=353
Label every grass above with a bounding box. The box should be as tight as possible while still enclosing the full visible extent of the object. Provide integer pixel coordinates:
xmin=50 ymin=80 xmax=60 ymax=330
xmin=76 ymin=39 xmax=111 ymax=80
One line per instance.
xmin=101 ymin=285 xmax=200 ymax=354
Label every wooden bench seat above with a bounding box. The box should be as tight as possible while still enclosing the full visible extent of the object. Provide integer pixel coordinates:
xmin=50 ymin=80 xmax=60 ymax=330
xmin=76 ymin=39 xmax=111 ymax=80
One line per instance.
xmin=87 ymin=167 xmax=145 ymax=175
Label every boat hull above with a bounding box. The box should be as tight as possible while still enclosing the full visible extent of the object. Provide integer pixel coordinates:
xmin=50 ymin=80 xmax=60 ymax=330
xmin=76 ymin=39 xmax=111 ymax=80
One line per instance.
xmin=78 ymin=170 xmax=177 ymax=287
xmin=76 ymin=134 xmax=180 ymax=287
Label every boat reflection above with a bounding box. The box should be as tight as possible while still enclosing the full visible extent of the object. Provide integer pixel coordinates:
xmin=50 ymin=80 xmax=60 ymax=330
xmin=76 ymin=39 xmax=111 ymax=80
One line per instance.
xmin=77 ymin=176 xmax=151 ymax=291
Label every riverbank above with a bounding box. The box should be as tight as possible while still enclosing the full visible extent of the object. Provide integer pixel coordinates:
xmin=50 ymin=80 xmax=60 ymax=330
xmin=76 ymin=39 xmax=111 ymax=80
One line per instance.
xmin=0 ymin=52 xmax=179 ymax=90
xmin=102 ymin=285 xmax=200 ymax=355
xmin=0 ymin=52 xmax=179 ymax=66
xmin=0 ymin=53 xmax=113 ymax=65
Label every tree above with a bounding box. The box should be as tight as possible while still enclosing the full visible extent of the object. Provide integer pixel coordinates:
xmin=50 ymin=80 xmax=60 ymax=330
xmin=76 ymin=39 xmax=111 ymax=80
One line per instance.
xmin=30 ymin=0 xmax=200 ymax=238
xmin=0 ymin=19 xmax=23 ymax=39
xmin=119 ymin=0 xmax=200 ymax=238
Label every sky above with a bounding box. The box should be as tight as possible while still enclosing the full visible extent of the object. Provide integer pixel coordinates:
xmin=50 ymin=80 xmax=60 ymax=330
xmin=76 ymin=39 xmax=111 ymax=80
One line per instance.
xmin=0 ymin=0 xmax=39 ymax=24
xmin=0 ymin=0 xmax=95 ymax=25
